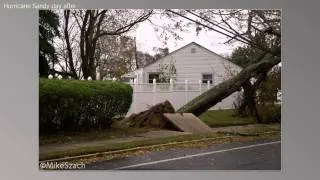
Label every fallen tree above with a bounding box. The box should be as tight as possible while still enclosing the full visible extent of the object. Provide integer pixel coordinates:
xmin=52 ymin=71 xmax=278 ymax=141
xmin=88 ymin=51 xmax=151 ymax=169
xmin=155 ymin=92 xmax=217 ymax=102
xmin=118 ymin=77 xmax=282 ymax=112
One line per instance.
xmin=177 ymin=53 xmax=280 ymax=116
xmin=122 ymin=52 xmax=280 ymax=130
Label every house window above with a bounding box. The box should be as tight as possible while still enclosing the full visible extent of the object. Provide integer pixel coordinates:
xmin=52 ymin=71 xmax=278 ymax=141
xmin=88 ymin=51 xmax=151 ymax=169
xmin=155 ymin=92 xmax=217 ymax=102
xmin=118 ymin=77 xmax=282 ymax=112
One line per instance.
xmin=191 ymin=48 xmax=196 ymax=53
xmin=148 ymin=73 xmax=160 ymax=83
xmin=202 ymin=73 xmax=213 ymax=84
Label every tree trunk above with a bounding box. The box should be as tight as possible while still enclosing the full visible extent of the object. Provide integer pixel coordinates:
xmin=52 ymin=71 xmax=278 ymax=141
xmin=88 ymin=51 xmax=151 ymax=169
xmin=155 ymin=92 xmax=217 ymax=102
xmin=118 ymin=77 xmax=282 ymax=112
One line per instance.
xmin=80 ymin=10 xmax=99 ymax=80
xmin=63 ymin=10 xmax=78 ymax=79
xmin=243 ymin=81 xmax=262 ymax=122
xmin=177 ymin=53 xmax=280 ymax=116
xmin=236 ymin=71 xmax=268 ymax=122
xmin=237 ymin=80 xmax=256 ymax=117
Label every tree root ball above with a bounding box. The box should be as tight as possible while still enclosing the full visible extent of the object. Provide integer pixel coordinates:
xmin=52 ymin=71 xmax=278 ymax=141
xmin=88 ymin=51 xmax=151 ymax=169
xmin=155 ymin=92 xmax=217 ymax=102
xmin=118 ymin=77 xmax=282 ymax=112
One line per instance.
xmin=119 ymin=100 xmax=179 ymax=130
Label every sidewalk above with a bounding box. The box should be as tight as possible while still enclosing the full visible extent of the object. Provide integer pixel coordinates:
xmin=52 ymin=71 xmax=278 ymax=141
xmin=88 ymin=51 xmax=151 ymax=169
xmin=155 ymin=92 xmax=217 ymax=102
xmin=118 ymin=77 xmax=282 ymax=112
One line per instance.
xmin=39 ymin=124 xmax=280 ymax=156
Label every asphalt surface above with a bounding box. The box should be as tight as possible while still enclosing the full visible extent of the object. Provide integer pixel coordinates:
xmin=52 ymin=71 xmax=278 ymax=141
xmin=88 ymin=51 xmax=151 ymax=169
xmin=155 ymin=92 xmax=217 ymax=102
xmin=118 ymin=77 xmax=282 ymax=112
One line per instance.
xmin=86 ymin=139 xmax=281 ymax=170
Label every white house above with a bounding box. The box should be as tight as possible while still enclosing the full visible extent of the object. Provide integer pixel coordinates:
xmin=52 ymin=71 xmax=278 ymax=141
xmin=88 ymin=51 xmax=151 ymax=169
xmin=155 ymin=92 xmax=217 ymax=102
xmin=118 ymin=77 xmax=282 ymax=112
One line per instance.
xmin=125 ymin=42 xmax=242 ymax=85
xmin=123 ymin=42 xmax=243 ymax=115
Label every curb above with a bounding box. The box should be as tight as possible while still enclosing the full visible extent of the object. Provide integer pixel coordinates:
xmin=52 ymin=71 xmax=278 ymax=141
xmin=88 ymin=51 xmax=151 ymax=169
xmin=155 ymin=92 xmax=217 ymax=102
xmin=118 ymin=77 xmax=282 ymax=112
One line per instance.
xmin=39 ymin=131 xmax=279 ymax=163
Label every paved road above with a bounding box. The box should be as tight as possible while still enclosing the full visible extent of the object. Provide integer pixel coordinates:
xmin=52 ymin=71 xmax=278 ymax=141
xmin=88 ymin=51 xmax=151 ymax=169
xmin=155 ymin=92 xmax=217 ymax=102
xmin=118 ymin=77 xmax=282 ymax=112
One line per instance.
xmin=86 ymin=139 xmax=281 ymax=170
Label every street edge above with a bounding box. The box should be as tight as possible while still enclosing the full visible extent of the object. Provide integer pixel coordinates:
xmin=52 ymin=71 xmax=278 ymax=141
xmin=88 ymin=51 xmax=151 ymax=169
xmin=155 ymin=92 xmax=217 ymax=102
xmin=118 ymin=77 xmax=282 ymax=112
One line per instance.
xmin=39 ymin=131 xmax=280 ymax=163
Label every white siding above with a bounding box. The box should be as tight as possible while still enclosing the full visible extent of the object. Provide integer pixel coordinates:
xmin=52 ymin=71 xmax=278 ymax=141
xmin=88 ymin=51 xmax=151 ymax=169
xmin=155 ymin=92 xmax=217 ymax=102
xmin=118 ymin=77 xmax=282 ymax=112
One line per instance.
xmin=141 ymin=43 xmax=242 ymax=85
xmin=127 ymin=42 xmax=243 ymax=114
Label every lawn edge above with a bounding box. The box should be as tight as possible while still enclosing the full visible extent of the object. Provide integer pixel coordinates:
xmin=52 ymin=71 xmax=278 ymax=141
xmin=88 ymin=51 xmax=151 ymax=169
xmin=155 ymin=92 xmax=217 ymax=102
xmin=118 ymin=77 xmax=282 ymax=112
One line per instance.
xmin=39 ymin=131 xmax=279 ymax=163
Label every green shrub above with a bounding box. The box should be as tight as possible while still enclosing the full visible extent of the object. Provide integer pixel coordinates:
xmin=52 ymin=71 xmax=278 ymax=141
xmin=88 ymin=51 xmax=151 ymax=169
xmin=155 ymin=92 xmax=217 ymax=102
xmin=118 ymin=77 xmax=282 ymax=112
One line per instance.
xmin=39 ymin=78 xmax=133 ymax=134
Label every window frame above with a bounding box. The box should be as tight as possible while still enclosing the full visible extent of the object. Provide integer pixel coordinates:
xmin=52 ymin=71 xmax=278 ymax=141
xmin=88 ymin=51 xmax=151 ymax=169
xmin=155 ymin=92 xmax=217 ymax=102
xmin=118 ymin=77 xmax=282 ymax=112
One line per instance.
xmin=202 ymin=73 xmax=213 ymax=84
xmin=148 ymin=72 xmax=160 ymax=83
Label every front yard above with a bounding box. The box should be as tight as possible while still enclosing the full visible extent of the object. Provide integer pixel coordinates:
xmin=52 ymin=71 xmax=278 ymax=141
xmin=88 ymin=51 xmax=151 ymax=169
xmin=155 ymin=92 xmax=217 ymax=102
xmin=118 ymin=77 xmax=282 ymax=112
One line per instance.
xmin=40 ymin=109 xmax=258 ymax=146
xmin=39 ymin=127 xmax=150 ymax=146
xmin=199 ymin=109 xmax=256 ymax=127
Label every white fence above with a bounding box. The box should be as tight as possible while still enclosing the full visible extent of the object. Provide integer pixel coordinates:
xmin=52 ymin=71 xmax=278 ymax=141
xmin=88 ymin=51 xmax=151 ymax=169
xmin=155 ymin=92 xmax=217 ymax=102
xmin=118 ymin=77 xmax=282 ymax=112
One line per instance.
xmin=126 ymin=78 xmax=239 ymax=116
xmin=46 ymin=74 xmax=239 ymax=116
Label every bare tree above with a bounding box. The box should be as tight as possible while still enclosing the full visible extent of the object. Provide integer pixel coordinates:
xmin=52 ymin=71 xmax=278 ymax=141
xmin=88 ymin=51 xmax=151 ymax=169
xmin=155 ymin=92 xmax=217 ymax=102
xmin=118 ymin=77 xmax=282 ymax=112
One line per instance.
xmin=53 ymin=10 xmax=82 ymax=79
xmin=51 ymin=9 xmax=196 ymax=79
xmin=52 ymin=9 xmax=154 ymax=80
xmin=63 ymin=10 xmax=78 ymax=78
xmin=76 ymin=9 xmax=153 ymax=79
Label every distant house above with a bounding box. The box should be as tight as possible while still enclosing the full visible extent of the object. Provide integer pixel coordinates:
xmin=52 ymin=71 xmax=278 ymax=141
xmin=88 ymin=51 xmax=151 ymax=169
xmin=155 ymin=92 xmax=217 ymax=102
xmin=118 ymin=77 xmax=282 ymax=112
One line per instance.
xmin=123 ymin=42 xmax=242 ymax=85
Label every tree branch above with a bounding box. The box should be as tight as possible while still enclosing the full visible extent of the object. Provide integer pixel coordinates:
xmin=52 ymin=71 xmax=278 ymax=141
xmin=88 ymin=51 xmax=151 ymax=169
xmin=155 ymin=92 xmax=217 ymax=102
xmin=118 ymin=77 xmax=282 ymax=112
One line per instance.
xmin=93 ymin=10 xmax=153 ymax=41
xmin=167 ymin=9 xmax=250 ymax=45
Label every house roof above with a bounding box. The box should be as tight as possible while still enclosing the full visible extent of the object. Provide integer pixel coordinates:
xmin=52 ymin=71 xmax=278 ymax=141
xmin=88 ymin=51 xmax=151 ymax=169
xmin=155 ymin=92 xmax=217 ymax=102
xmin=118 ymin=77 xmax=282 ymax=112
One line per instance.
xmin=123 ymin=42 xmax=242 ymax=77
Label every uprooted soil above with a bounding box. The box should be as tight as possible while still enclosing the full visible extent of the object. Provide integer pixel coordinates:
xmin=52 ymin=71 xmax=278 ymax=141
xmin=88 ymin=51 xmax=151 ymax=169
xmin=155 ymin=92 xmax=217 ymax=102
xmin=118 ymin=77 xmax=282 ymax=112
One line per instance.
xmin=118 ymin=100 xmax=179 ymax=131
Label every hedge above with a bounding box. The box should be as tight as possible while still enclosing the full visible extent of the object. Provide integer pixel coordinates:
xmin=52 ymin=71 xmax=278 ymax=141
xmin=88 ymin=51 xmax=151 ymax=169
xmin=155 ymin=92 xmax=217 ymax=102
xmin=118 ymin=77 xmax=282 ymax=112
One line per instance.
xmin=39 ymin=78 xmax=133 ymax=134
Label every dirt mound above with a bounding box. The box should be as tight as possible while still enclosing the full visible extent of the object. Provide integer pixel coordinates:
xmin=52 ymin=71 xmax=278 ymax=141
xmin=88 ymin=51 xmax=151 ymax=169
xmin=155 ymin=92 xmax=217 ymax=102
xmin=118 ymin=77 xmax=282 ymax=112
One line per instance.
xmin=119 ymin=100 xmax=179 ymax=130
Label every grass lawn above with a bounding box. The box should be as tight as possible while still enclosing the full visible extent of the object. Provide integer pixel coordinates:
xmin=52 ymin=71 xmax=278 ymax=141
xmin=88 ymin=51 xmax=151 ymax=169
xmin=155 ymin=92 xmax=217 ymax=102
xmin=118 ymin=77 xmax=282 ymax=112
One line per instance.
xmin=39 ymin=127 xmax=149 ymax=146
xmin=40 ymin=109 xmax=257 ymax=146
xmin=199 ymin=109 xmax=256 ymax=127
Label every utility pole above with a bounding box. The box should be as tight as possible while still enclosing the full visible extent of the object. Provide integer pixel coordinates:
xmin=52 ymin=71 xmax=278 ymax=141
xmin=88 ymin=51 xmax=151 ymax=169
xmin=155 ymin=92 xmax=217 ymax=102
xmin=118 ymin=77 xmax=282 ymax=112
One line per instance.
xmin=133 ymin=37 xmax=139 ymax=70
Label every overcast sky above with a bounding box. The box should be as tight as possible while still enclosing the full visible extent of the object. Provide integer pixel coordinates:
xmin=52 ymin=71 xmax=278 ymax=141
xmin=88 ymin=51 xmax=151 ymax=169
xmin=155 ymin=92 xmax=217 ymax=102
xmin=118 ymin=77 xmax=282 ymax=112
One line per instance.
xmin=131 ymin=14 xmax=240 ymax=57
